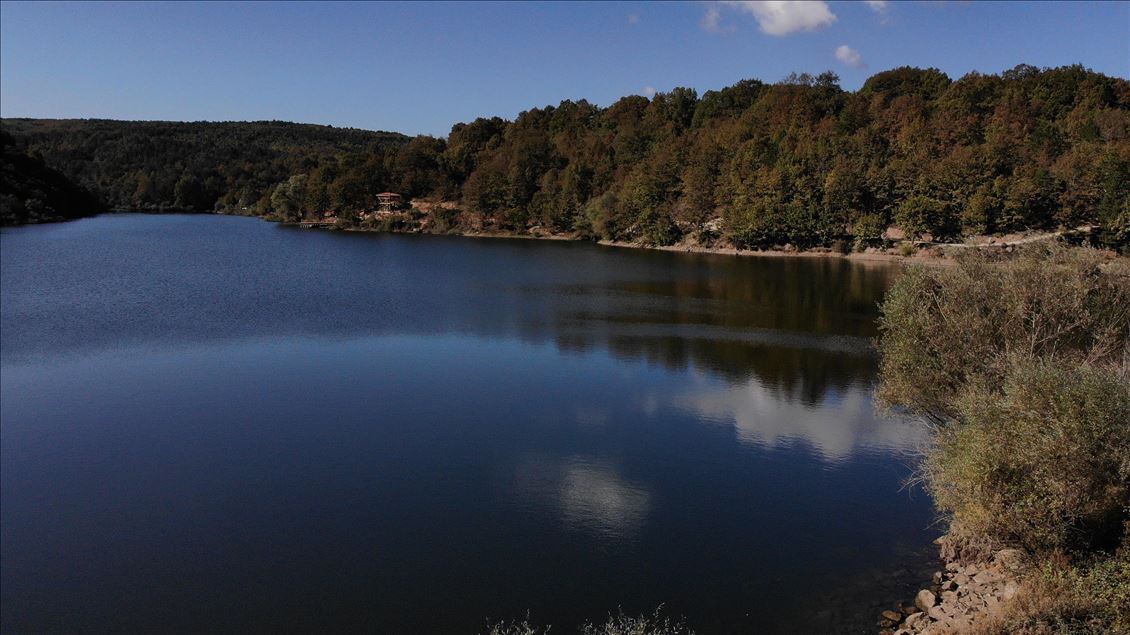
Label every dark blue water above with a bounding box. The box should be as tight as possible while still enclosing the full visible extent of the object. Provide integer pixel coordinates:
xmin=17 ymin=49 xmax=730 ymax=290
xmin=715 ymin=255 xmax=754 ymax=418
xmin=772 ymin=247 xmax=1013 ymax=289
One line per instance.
xmin=1 ymin=214 xmax=936 ymax=634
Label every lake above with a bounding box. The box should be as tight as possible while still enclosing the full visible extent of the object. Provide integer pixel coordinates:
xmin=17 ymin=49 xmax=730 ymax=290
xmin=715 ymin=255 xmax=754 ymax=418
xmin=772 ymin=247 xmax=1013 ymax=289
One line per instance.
xmin=1 ymin=214 xmax=936 ymax=634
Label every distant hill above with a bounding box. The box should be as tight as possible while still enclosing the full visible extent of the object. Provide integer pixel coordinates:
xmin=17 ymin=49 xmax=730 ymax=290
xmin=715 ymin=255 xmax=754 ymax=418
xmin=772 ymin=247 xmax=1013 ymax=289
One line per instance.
xmin=0 ymin=119 xmax=410 ymax=215
xmin=1 ymin=130 xmax=102 ymax=225
xmin=2 ymin=65 xmax=1128 ymax=251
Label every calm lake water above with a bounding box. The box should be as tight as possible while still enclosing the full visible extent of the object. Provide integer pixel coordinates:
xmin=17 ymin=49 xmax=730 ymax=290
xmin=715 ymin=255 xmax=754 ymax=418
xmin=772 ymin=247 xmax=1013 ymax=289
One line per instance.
xmin=1 ymin=214 xmax=936 ymax=634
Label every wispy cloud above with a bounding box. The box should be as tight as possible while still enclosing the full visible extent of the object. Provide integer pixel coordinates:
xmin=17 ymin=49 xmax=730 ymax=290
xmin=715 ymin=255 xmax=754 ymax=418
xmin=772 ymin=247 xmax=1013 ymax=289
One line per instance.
xmin=835 ymin=44 xmax=866 ymax=69
xmin=703 ymin=1 xmax=838 ymax=36
xmin=700 ymin=4 xmax=734 ymax=33
xmin=627 ymin=13 xmax=640 ymax=25
xmin=642 ymin=86 xmax=657 ymax=97
xmin=864 ymin=0 xmax=892 ymax=24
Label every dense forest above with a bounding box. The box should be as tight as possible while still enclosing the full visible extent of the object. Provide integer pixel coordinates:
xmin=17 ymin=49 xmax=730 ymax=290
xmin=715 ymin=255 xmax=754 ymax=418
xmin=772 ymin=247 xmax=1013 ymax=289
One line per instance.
xmin=1 ymin=131 xmax=102 ymax=225
xmin=2 ymin=64 xmax=1128 ymax=250
xmin=0 ymin=119 xmax=409 ymax=218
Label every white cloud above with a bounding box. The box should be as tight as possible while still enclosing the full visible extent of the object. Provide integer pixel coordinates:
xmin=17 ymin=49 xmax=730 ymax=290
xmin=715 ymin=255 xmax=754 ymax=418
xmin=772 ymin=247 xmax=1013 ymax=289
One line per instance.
xmin=707 ymin=1 xmax=838 ymax=36
xmin=865 ymin=0 xmax=892 ymax=24
xmin=627 ymin=13 xmax=640 ymax=25
xmin=700 ymin=4 xmax=733 ymax=33
xmin=835 ymin=44 xmax=866 ymax=69
xmin=642 ymin=86 xmax=657 ymax=97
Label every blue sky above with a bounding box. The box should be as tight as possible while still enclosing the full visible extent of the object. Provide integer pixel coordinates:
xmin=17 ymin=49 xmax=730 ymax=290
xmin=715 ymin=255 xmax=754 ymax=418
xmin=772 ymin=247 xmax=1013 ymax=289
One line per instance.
xmin=1 ymin=1 xmax=1127 ymax=137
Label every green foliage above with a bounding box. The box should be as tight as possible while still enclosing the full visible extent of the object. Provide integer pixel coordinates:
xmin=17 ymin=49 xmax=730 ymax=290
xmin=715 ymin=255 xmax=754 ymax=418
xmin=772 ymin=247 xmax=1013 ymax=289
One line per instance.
xmin=269 ymin=174 xmax=308 ymax=222
xmin=962 ymin=184 xmax=999 ymax=235
xmin=849 ymin=212 xmax=887 ymax=244
xmin=1 ymin=119 xmax=409 ymax=217
xmin=1103 ymin=200 xmax=1130 ymax=254
xmin=0 ymin=130 xmax=101 ymax=224
xmin=860 ymin=66 xmax=953 ymax=103
xmin=894 ymin=195 xmax=956 ymax=239
xmin=5 ymin=64 xmax=1130 ymax=247
xmin=173 ymin=173 xmax=211 ymax=210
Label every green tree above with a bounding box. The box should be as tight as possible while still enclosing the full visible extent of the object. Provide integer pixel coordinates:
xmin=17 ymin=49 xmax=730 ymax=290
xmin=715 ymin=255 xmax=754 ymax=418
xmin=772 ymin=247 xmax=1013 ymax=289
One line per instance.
xmin=270 ymin=174 xmax=308 ymax=222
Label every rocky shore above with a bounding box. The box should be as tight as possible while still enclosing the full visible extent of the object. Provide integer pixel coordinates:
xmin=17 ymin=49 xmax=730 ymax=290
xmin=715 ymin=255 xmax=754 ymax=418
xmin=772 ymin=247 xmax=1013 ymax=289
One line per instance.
xmin=878 ymin=541 xmax=1028 ymax=635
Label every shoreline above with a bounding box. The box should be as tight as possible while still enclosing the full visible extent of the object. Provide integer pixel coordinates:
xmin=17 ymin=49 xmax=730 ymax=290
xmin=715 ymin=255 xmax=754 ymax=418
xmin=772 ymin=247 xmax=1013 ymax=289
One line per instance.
xmin=8 ymin=210 xmax=1099 ymax=269
xmin=330 ymin=222 xmax=952 ymax=265
xmin=878 ymin=535 xmax=1029 ymax=635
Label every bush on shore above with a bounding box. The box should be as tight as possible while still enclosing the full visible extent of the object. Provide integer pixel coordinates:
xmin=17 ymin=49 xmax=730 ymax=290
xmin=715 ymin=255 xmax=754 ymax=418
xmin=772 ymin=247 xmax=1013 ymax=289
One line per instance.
xmin=931 ymin=360 xmax=1129 ymax=555
xmin=877 ymin=242 xmax=1130 ymax=632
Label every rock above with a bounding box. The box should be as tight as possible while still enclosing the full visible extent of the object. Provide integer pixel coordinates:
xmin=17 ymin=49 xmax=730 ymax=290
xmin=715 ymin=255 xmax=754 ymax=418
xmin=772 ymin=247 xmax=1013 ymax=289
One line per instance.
xmin=1002 ymin=580 xmax=1020 ymax=601
xmin=940 ymin=580 xmax=956 ymax=592
xmin=932 ymin=571 xmax=944 ymax=584
xmin=994 ymin=548 xmax=1027 ymax=570
xmin=900 ymin=603 xmax=918 ymax=616
xmin=953 ymin=573 xmax=970 ymax=586
xmin=964 ymin=563 xmax=980 ymax=576
xmin=915 ymin=589 xmax=937 ymax=612
xmin=941 ymin=590 xmax=958 ymax=604
xmin=904 ymin=612 xmax=926 ymax=629
xmin=882 ymin=610 xmax=903 ymax=622
xmin=928 ymin=605 xmax=948 ymax=621
xmin=950 ymin=616 xmax=974 ymax=632
xmin=974 ymin=570 xmax=1001 ymax=585
xmin=945 ymin=561 xmax=960 ymax=572
xmin=884 ymin=226 xmax=907 ymax=241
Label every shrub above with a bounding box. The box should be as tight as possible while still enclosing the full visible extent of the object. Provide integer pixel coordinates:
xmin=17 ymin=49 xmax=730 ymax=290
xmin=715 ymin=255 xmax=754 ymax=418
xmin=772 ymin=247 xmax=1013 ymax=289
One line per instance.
xmin=926 ymin=360 xmax=1130 ymax=554
xmin=877 ymin=243 xmax=1130 ymax=423
xmin=878 ymin=242 xmax=1130 ymax=553
xmin=878 ymin=241 xmax=1130 ymax=629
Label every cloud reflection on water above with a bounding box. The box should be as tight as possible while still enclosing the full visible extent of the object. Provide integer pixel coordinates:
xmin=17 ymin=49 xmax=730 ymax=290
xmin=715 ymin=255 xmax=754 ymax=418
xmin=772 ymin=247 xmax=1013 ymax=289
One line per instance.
xmin=673 ymin=377 xmax=928 ymax=462
xmin=514 ymin=454 xmax=652 ymax=542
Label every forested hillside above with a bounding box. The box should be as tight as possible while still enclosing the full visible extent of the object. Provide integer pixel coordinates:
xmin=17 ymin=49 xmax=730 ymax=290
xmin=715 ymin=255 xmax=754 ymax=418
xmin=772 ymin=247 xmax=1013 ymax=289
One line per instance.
xmin=1 ymin=131 xmax=102 ymax=225
xmin=3 ymin=64 xmax=1128 ymax=250
xmin=0 ymin=119 xmax=409 ymax=214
